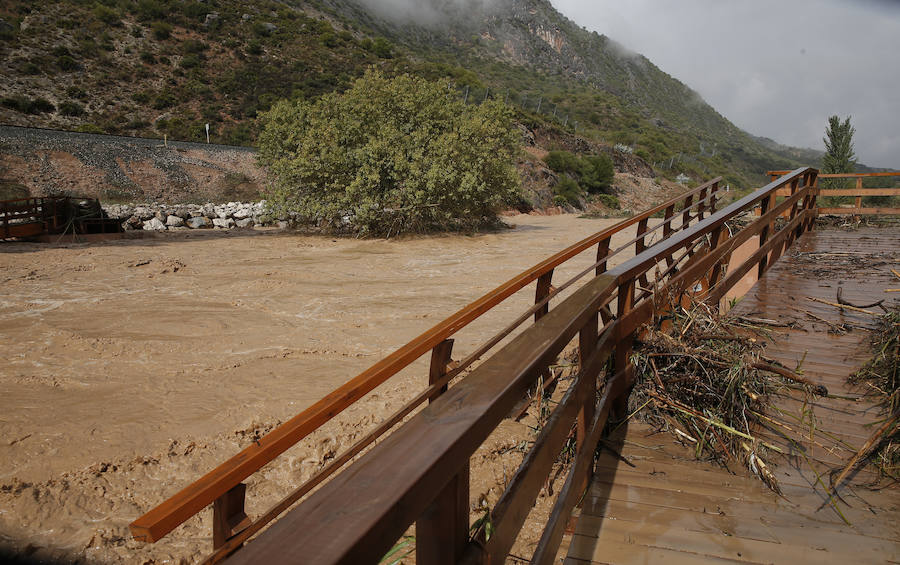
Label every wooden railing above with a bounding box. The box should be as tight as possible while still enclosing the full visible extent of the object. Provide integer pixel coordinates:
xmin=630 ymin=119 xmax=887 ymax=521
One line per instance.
xmin=768 ymin=170 xmax=900 ymax=215
xmin=0 ymin=195 xmax=122 ymax=239
xmin=0 ymin=196 xmax=65 ymax=239
xmin=213 ymin=167 xmax=818 ymax=564
xmin=129 ymin=179 xmax=725 ymax=558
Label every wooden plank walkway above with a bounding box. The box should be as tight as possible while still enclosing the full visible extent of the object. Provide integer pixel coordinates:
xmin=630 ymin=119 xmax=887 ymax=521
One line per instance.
xmin=564 ymin=227 xmax=900 ymax=564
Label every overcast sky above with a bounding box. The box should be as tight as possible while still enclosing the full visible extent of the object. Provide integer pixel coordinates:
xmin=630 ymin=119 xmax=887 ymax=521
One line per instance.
xmin=552 ymin=0 xmax=900 ymax=168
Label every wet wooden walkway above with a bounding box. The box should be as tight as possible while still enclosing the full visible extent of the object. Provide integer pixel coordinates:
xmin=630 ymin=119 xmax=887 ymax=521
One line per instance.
xmin=564 ymin=227 xmax=900 ymax=564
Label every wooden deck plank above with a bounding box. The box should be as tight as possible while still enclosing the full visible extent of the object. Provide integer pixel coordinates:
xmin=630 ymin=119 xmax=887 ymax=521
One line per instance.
xmin=568 ymin=227 xmax=900 ymax=564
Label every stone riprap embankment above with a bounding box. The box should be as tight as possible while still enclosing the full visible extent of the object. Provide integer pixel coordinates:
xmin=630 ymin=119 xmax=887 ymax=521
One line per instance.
xmin=0 ymin=125 xmax=264 ymax=203
xmin=103 ymin=201 xmax=287 ymax=231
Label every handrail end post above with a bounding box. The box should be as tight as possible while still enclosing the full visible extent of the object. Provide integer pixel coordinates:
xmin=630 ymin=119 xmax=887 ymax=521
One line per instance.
xmin=213 ymin=482 xmax=251 ymax=552
xmin=416 ymin=463 xmax=470 ymax=565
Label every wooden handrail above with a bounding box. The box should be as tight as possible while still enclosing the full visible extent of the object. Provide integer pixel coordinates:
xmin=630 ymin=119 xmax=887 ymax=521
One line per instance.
xmin=220 ymin=169 xmax=817 ymax=564
xmin=614 ymin=168 xmax=813 ymax=284
xmin=767 ymin=170 xmax=899 ymax=178
xmin=765 ymin=171 xmax=900 ymax=216
xmin=129 ymin=178 xmax=723 ymax=543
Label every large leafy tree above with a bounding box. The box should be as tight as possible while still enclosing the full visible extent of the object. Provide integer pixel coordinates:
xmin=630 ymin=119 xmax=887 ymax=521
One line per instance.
xmin=257 ymin=69 xmax=521 ymax=236
xmin=822 ymin=115 xmax=857 ymax=174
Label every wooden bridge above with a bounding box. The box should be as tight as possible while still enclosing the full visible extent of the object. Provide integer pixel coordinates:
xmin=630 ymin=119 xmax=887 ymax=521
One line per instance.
xmin=129 ymin=170 xmax=900 ymax=563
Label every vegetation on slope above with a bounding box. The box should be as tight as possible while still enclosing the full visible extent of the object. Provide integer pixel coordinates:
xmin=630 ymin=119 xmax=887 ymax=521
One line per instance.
xmin=0 ymin=0 xmax=846 ymax=190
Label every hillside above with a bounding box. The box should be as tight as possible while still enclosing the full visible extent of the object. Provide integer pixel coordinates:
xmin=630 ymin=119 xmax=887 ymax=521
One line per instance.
xmin=0 ymin=125 xmax=263 ymax=203
xmin=0 ymin=0 xmax=824 ymax=190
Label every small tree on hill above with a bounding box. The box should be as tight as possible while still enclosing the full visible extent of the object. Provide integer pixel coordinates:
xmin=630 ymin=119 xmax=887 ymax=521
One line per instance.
xmin=822 ymin=115 xmax=856 ymax=190
xmin=544 ymin=150 xmax=615 ymax=207
xmin=257 ymin=69 xmax=521 ymax=236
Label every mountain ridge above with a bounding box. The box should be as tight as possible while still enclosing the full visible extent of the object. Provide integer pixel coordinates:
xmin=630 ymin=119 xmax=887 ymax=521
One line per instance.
xmin=0 ymin=0 xmax=859 ymax=191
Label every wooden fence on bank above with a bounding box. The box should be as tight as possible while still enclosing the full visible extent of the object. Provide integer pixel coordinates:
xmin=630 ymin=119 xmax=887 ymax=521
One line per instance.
xmin=0 ymin=195 xmax=123 ymax=239
xmin=768 ymin=170 xmax=900 ymax=216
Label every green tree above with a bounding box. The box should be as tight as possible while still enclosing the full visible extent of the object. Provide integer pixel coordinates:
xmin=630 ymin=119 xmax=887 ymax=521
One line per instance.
xmin=257 ymin=69 xmax=521 ymax=236
xmin=822 ymin=115 xmax=857 ymax=174
xmin=578 ymin=154 xmax=614 ymax=194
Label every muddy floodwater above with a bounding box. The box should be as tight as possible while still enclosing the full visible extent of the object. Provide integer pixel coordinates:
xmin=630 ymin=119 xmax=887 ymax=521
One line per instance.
xmin=1 ymin=214 xmax=646 ymax=563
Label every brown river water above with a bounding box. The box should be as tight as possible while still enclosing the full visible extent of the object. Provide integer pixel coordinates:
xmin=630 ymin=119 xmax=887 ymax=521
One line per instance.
xmin=1 ymin=214 xmax=650 ymax=563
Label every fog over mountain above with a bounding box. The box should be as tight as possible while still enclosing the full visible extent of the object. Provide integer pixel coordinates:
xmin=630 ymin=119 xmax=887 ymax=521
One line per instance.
xmin=554 ymin=0 xmax=900 ymax=168
xmin=352 ymin=0 xmax=505 ymax=26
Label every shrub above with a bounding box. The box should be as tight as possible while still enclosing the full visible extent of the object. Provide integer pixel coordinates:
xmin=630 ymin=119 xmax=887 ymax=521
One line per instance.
xmin=59 ymin=101 xmax=85 ymax=116
xmin=30 ymin=98 xmax=54 ymax=113
xmin=151 ymin=21 xmax=172 ymax=40
xmin=578 ymin=154 xmax=614 ymax=194
xmin=93 ymin=4 xmax=120 ymax=26
xmin=152 ymin=91 xmax=175 ymax=109
xmin=594 ymin=193 xmax=620 ymax=209
xmin=320 ymin=32 xmax=338 ymax=47
xmin=181 ymin=2 xmax=208 ymax=20
xmin=545 ymin=150 xmax=614 ymax=196
xmin=252 ymin=22 xmax=272 ymax=37
xmin=370 ymin=37 xmax=392 ymax=59
xmin=180 ymin=53 xmax=200 ymax=68
xmin=181 ymin=39 xmax=207 ymax=54
xmin=66 ymin=86 xmax=87 ymax=99
xmin=553 ymin=177 xmax=583 ymax=207
xmin=246 ymin=40 xmax=262 ymax=56
xmin=136 ymin=0 xmax=167 ymax=22
xmin=257 ymin=69 xmax=521 ymax=236
xmin=56 ymin=55 xmax=78 ymax=71
xmin=1 ymin=96 xmax=27 ymax=112
xmin=21 ymin=61 xmax=40 ymax=75
xmin=75 ymin=123 xmax=105 ymax=134
xmin=545 ymin=150 xmax=579 ymax=173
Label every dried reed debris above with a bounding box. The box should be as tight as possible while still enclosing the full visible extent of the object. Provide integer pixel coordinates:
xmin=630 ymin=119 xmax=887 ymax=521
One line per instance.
xmin=629 ymin=302 xmax=826 ymax=492
xmin=846 ymin=303 xmax=900 ymax=481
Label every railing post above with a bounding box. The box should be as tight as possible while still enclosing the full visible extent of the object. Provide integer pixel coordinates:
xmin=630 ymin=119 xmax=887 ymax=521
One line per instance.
xmin=635 ymin=218 xmax=649 ymax=255
xmin=212 ymin=483 xmax=251 ymax=553
xmin=705 ymin=226 xmax=727 ymax=293
xmin=855 ymin=176 xmax=863 ymax=210
xmin=663 ymin=204 xmax=676 ymax=267
xmin=696 ymin=186 xmax=709 ymax=220
xmin=535 ymin=270 xmax=554 ymax=321
xmin=709 ymin=181 xmax=719 ymax=213
xmin=535 ymin=270 xmax=557 ymax=394
xmin=612 ymin=279 xmax=635 ymax=418
xmin=757 ymin=193 xmax=774 ymax=278
xmin=635 ymin=218 xmax=651 ymax=290
xmin=428 ymin=339 xmax=455 ymax=402
xmin=577 ymin=312 xmax=598 ymax=455
xmin=662 ymin=204 xmax=675 ymax=239
xmin=595 ymin=237 xmax=610 ymax=276
xmin=808 ymin=172 xmax=819 ymax=232
xmin=418 ymin=338 xmax=468 ymax=565
xmin=417 ymin=466 xmax=470 ymax=565
xmin=783 ymin=178 xmax=802 ymax=250
xmin=681 ymin=194 xmax=694 ymax=230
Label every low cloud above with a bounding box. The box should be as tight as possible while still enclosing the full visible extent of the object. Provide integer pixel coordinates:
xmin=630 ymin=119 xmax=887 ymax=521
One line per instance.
xmin=553 ymin=0 xmax=900 ymax=168
xmin=353 ymin=0 xmax=505 ymax=27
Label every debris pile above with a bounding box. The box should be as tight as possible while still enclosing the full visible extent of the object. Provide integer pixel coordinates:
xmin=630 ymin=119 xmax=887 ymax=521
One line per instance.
xmin=847 ymin=303 xmax=900 ymax=481
xmin=629 ymin=302 xmax=826 ymax=492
